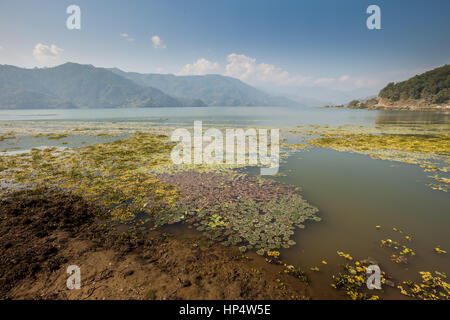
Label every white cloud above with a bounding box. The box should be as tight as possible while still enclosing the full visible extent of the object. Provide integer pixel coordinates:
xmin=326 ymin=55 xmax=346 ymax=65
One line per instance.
xmin=180 ymin=53 xmax=433 ymax=93
xmin=33 ymin=43 xmax=63 ymax=62
xmin=222 ymin=53 xmax=384 ymax=92
xmin=0 ymin=46 xmax=3 ymax=52
xmin=178 ymin=58 xmax=220 ymax=75
xmin=224 ymin=53 xmax=309 ymax=86
xmin=120 ymin=33 xmax=135 ymax=42
xmin=151 ymin=35 xmax=166 ymax=49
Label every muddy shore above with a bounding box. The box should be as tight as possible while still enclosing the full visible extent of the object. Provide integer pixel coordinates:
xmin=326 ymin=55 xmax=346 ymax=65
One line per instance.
xmin=0 ymin=187 xmax=310 ymax=300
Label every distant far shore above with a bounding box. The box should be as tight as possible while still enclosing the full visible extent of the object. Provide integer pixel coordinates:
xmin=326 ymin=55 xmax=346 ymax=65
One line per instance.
xmin=317 ymin=97 xmax=450 ymax=113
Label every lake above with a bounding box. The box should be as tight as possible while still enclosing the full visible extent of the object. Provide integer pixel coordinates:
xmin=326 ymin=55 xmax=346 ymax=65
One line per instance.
xmin=1 ymin=106 xmax=449 ymax=299
xmin=1 ymin=106 xmax=448 ymax=126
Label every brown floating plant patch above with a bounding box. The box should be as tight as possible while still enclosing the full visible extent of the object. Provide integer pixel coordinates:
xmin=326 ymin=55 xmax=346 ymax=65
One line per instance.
xmin=155 ymin=170 xmax=320 ymax=250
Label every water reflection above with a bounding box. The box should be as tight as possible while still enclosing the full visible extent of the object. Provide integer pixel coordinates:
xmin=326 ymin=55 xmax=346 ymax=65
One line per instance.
xmin=375 ymin=112 xmax=450 ymax=125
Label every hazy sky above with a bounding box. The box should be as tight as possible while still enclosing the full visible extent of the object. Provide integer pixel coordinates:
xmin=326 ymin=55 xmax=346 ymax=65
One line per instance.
xmin=0 ymin=0 xmax=449 ymax=95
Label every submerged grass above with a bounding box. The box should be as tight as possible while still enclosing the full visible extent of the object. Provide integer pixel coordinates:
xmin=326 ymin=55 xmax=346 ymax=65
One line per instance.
xmin=0 ymin=132 xmax=179 ymax=223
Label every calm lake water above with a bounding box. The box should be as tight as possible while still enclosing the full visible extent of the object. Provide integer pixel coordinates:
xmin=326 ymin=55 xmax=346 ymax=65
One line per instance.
xmin=1 ymin=106 xmax=448 ymax=126
xmin=1 ymin=107 xmax=449 ymax=299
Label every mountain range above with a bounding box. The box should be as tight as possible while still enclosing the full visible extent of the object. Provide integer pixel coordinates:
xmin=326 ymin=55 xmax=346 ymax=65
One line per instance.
xmin=0 ymin=62 xmax=297 ymax=109
xmin=109 ymin=68 xmax=296 ymax=107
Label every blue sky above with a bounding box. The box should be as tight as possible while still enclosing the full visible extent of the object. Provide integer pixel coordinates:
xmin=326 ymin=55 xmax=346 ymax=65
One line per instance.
xmin=0 ymin=0 xmax=449 ymax=97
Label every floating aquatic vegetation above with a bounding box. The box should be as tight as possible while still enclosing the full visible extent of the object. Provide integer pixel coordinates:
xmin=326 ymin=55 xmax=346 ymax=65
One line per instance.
xmin=337 ymin=251 xmax=353 ymax=261
xmin=332 ymin=254 xmax=386 ymax=300
xmin=0 ymin=133 xmax=16 ymax=142
xmin=397 ymin=271 xmax=449 ymax=300
xmin=267 ymin=251 xmax=280 ymax=258
xmin=380 ymin=238 xmax=415 ymax=264
xmin=238 ymin=246 xmax=247 ymax=253
xmin=33 ymin=133 xmax=69 ymax=140
xmin=0 ymin=120 xmax=184 ymax=147
xmin=0 ymin=132 xmax=179 ymax=224
xmin=330 ymin=223 xmax=448 ymax=300
xmin=290 ymin=124 xmax=450 ymax=192
xmin=311 ymin=132 xmax=449 ymax=154
xmin=260 ymin=250 xmax=308 ymax=283
xmin=0 ymin=123 xmax=320 ymax=260
xmin=281 ymin=142 xmax=310 ymax=152
xmin=283 ymin=265 xmax=308 ymax=283
xmin=155 ymin=171 xmax=320 ymax=251
xmin=256 ymin=248 xmax=265 ymax=256
xmin=378 ymin=226 xmax=418 ymax=264
xmin=434 ymin=247 xmax=447 ymax=254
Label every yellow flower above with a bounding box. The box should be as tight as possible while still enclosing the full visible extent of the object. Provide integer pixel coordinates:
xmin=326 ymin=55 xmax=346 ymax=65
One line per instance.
xmin=434 ymin=247 xmax=447 ymax=254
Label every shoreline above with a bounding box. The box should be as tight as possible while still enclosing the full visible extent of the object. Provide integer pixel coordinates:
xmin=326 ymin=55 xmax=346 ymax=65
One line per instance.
xmin=1 ymin=187 xmax=311 ymax=300
xmin=316 ymin=105 xmax=450 ymax=113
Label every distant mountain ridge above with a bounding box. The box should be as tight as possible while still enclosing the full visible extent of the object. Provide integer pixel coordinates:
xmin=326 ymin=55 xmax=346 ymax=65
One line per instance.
xmin=109 ymin=68 xmax=296 ymax=107
xmin=0 ymin=63 xmax=204 ymax=109
xmin=0 ymin=62 xmax=297 ymax=109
